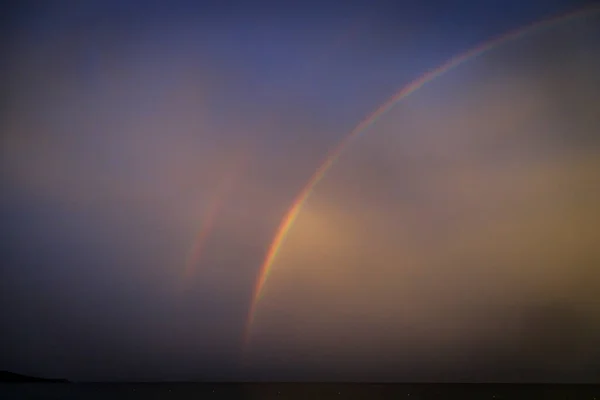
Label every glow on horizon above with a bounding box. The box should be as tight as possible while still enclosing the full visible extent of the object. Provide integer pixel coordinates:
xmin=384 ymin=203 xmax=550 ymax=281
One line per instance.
xmin=242 ymin=4 xmax=600 ymax=357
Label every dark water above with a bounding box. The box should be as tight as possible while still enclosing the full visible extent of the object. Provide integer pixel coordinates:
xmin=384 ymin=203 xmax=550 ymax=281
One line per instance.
xmin=1 ymin=383 xmax=599 ymax=399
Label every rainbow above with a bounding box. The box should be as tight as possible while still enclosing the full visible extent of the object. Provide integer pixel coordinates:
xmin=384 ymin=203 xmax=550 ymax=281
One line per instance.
xmin=182 ymin=173 xmax=236 ymax=278
xmin=180 ymin=151 xmax=251 ymax=290
xmin=243 ymin=5 xmax=600 ymax=352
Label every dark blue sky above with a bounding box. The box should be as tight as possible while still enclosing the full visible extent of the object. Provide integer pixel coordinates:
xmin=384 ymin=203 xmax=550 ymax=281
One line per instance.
xmin=1 ymin=0 xmax=599 ymax=382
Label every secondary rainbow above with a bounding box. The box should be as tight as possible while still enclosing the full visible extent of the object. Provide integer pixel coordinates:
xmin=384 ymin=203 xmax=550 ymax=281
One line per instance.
xmin=243 ymin=5 xmax=600 ymax=352
xmin=180 ymin=151 xmax=251 ymax=291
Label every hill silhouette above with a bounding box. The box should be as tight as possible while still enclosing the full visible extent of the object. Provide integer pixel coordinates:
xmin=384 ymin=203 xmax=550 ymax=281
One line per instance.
xmin=0 ymin=371 xmax=69 ymax=383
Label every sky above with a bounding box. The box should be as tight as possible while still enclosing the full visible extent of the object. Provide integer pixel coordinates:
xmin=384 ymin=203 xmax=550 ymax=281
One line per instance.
xmin=1 ymin=0 xmax=599 ymax=383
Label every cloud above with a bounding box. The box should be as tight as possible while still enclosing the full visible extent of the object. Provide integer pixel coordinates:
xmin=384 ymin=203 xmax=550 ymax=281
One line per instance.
xmin=1 ymin=4 xmax=599 ymax=381
xmin=247 ymin=16 xmax=600 ymax=378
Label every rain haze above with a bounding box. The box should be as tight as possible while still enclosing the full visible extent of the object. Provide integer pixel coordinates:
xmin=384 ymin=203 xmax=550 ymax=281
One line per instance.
xmin=1 ymin=0 xmax=599 ymax=384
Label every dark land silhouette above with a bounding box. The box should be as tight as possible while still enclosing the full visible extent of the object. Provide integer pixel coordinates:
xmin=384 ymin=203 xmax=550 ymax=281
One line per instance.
xmin=0 ymin=371 xmax=69 ymax=383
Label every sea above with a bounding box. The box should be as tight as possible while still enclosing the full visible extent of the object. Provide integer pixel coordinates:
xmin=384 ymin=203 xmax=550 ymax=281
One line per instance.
xmin=1 ymin=383 xmax=599 ymax=399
